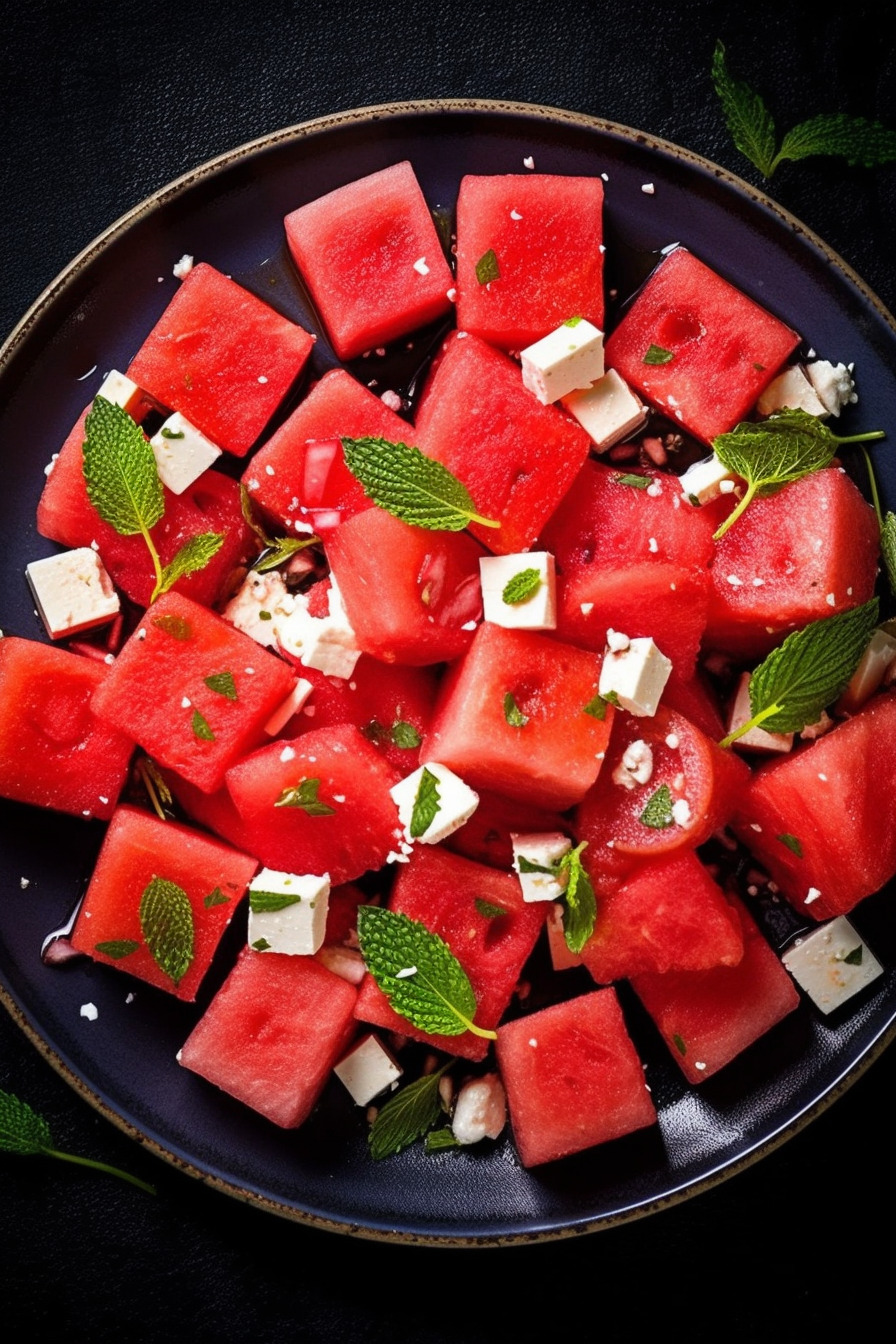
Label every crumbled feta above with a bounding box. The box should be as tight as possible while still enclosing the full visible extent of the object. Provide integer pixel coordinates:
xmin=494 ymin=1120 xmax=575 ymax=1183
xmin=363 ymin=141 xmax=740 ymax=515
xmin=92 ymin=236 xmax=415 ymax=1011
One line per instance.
xmin=390 ymin=762 xmax=479 ymax=845
xmin=247 ymin=869 xmax=330 ymax=956
xmin=606 ymin=628 xmax=630 ymax=653
xmin=451 ymin=1074 xmax=507 ymax=1145
xmin=561 ymin=368 xmax=647 ymax=451
xmin=222 ymin=569 xmax=295 ymax=648
xmin=80 ymin=1002 xmax=98 ymax=1021
xmin=641 ymin=182 xmax=655 ymax=194
xmin=520 ymin=318 xmax=605 ymax=405
xmin=413 ymin=257 xmax=429 ymax=275
xmin=782 ymin=917 xmax=883 ymax=1014
xmin=805 ymin=360 xmax=857 ymax=417
xmin=149 ymin=412 xmax=222 ymax=494
xmin=678 ymin=453 xmax=738 ymax=506
xmin=173 ymin=253 xmax=194 ymax=279
xmin=334 ymin=1033 xmax=403 ymax=1105
xmin=264 ymin=678 xmax=314 ymax=736
xmin=26 ymin=548 xmax=120 ymax=640
xmin=511 ymin=832 xmax=571 ymax=902
xmin=479 ymin=552 xmax=557 ymax=630
xmin=756 ymin=364 xmax=827 ymax=419
xmin=276 ymin=577 xmax=362 ymax=679
xmin=612 ymin=739 xmax=654 ymax=790
xmin=599 ymin=634 xmax=672 ymax=717
xmin=671 ymin=798 xmax=691 ymax=826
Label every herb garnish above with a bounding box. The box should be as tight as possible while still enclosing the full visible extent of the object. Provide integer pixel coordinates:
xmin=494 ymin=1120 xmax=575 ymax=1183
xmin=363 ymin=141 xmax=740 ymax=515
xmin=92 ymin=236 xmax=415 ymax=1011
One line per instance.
xmin=203 ymin=671 xmax=238 ymax=701
xmin=474 ymin=898 xmax=507 ymax=919
xmin=777 ymin=833 xmax=804 ymax=858
xmin=410 ymin=766 xmax=441 ymax=838
xmin=503 ymin=691 xmax=528 ymax=727
xmin=615 ymin=473 xmax=651 ymax=489
xmin=0 ymin=1090 xmax=155 ymax=1194
xmin=341 ymin=436 xmax=499 ymax=532
xmin=843 ymin=946 xmax=864 ymax=966
xmin=640 ymin=784 xmax=675 ymax=829
xmin=368 ymin=1063 xmax=451 ymax=1160
xmin=357 ymin=907 xmax=496 ymax=1040
xmin=516 ymin=843 xmax=596 ymax=953
xmin=249 ymin=887 xmax=303 ymax=913
xmin=82 ymin=396 xmax=224 ymax=601
xmin=502 ymin=568 xmax=541 ymax=605
xmin=203 ymin=887 xmax=229 ymax=909
xmin=720 ymin=599 xmax=878 ymax=747
xmin=712 ymin=39 xmax=896 ymax=180
xmin=94 ymin=939 xmax=140 ymax=960
xmin=191 ymin=709 xmax=215 ymax=742
xmin=391 ymin=720 xmax=422 ymax=749
xmin=275 ymin=778 xmax=336 ymax=816
xmin=644 ymin=344 xmax=674 ymax=365
xmin=583 ymin=689 xmax=619 ymax=721
xmin=475 ymin=249 xmax=500 ymax=285
xmin=239 ymin=484 xmax=319 ymax=572
xmin=139 ymin=876 xmax=194 ymax=987
xmin=711 ymin=409 xmax=885 ymax=540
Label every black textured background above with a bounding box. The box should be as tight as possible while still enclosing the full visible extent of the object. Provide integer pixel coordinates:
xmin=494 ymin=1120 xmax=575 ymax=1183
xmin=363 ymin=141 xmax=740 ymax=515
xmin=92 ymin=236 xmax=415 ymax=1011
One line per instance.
xmin=2 ymin=1 xmax=896 ymax=1338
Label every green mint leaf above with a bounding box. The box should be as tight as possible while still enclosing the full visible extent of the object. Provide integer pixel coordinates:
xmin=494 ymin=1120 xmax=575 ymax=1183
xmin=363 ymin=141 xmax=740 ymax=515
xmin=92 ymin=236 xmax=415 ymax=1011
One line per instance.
xmin=711 ymin=39 xmax=777 ymax=178
xmin=740 ymin=599 xmax=879 ymax=737
xmin=410 ymin=766 xmax=441 ymax=838
xmin=564 ymin=315 xmax=583 ymax=327
xmin=503 ymin=691 xmax=528 ymax=727
xmin=138 ymin=876 xmax=194 ymax=988
xmin=251 ymin=938 xmax=272 ymax=952
xmin=516 ymin=854 xmax=554 ymax=875
xmin=0 ymin=1089 xmax=53 ymax=1155
xmin=240 ymin=482 xmax=270 ymax=544
xmin=425 ymin=1127 xmax=461 ymax=1153
xmin=357 ymin=907 xmax=495 ymax=1039
xmin=274 ymin=778 xmax=336 ymax=817
xmin=82 ymin=396 xmax=164 ymax=538
xmin=843 ymin=946 xmax=864 ymax=966
xmin=341 ymin=436 xmax=499 ymax=532
xmin=474 ymin=897 xmax=507 ymax=919
xmin=502 ymin=567 xmax=542 ymax=605
xmin=252 ymin=534 xmax=319 ymax=573
xmin=777 ymin=833 xmax=804 ymax=858
xmin=774 ymin=112 xmax=896 ymax=174
xmin=203 ymin=671 xmax=238 ymax=701
xmin=160 ymin=426 xmax=185 ymax=439
xmin=152 ymin=613 xmax=192 ymax=640
xmin=475 ymin=249 xmax=500 ymax=284
xmin=673 ymin=1033 xmax=687 ymax=1057
xmin=94 ymin=939 xmax=140 ymax=960
xmin=203 ymin=887 xmax=229 ymax=909
xmin=640 ymin=784 xmax=674 ymax=829
xmin=249 ymin=887 xmax=304 ymax=913
xmin=712 ymin=409 xmax=885 ymax=539
xmin=643 ymin=344 xmax=674 ymax=365
xmin=157 ymin=532 xmax=225 ymax=595
xmin=583 ymin=691 xmax=617 ymax=720
xmin=615 ymin=473 xmax=651 ymax=489
xmin=191 ymin=708 xmax=215 ymax=742
xmin=881 ymin=513 xmax=896 ymax=597
xmin=557 ymin=841 xmax=596 ymax=954
xmin=368 ymin=1064 xmax=450 ymax=1160
xmin=391 ymin=720 xmax=422 ymax=749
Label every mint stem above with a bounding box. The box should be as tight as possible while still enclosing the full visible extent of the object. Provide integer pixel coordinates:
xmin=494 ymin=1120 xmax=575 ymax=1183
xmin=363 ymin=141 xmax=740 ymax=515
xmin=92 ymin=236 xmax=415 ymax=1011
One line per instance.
xmin=44 ymin=1146 xmax=157 ymax=1195
xmin=859 ymin=445 xmax=884 ymax=527
xmin=713 ymin=482 xmax=757 ymax=541
xmin=719 ymin=700 xmax=783 ymax=749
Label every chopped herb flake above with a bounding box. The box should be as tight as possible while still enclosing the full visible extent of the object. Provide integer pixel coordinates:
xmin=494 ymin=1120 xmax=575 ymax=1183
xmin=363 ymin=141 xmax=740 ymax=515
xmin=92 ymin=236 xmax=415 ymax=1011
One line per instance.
xmin=191 ymin=709 xmax=215 ymax=742
xmin=503 ymin=691 xmax=529 ymax=727
xmin=640 ymin=784 xmax=675 ymax=829
xmin=275 ymin=778 xmax=336 ymax=816
xmin=475 ymin=249 xmax=500 ymax=285
xmin=777 ymin=832 xmax=804 ymax=858
xmin=502 ymin=567 xmax=542 ymax=604
xmin=644 ymin=344 xmax=674 ymax=365
xmin=203 ymin=671 xmax=238 ymax=701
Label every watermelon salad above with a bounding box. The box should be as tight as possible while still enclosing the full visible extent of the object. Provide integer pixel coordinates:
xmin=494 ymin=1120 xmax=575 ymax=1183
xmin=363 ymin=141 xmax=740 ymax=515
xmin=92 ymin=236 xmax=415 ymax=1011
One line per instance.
xmin=2 ymin=154 xmax=895 ymax=1173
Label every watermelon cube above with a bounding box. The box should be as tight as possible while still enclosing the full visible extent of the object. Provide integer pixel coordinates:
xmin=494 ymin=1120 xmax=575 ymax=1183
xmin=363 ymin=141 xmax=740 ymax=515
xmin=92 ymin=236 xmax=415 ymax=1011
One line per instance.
xmin=495 ymin=987 xmax=657 ymax=1167
xmin=0 ymin=637 xmax=134 ymax=821
xmin=454 ymin=174 xmax=605 ymax=350
xmin=70 ymin=805 xmax=257 ymax=1001
xmin=604 ymin=247 xmax=799 ymax=443
xmin=127 ymin=263 xmax=315 ymax=456
xmin=284 ymin=161 xmax=454 ymax=361
xmin=178 ymin=947 xmax=358 ymax=1125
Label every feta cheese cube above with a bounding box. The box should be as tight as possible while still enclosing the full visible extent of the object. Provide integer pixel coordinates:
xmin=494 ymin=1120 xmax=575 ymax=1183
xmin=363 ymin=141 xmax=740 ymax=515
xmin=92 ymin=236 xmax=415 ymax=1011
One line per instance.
xmin=95 ymin=369 xmax=157 ymax=423
xmin=837 ymin=627 xmax=896 ymax=714
xmin=26 ymin=548 xmax=120 ymax=640
xmin=451 ymin=1073 xmax=507 ymax=1144
xmin=264 ymin=678 xmax=314 ymax=736
xmin=333 ymin=1033 xmax=403 ymax=1105
xmin=390 ymin=762 xmax=479 ymax=845
xmin=222 ymin=569 xmax=296 ymax=648
xmin=727 ymin=671 xmax=794 ymax=755
xmin=479 ymin=552 xmax=556 ymax=630
xmin=678 ymin=453 xmax=739 ymax=506
xmin=561 ymin=369 xmax=647 ymax=451
xmin=599 ymin=633 xmax=671 ymax=717
xmin=511 ymin=832 xmax=571 ymax=902
xmin=520 ymin=318 xmax=605 ymax=405
xmin=277 ymin=576 xmax=362 ymax=679
xmin=805 ymin=360 xmax=857 ymax=417
xmin=247 ymin=869 xmax=330 ymax=956
xmin=782 ymin=917 xmax=883 ymax=1014
xmin=756 ymin=364 xmax=827 ymax=419
xmin=150 ymin=412 xmax=222 ymax=494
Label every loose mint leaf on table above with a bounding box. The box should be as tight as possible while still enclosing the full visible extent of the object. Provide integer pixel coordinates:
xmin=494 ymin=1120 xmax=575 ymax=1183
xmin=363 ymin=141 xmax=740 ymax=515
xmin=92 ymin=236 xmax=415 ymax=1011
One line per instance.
xmin=368 ymin=1064 xmax=450 ymax=1160
xmin=357 ymin=907 xmax=496 ymax=1039
xmin=425 ymin=1127 xmax=461 ymax=1153
xmin=410 ymin=766 xmax=441 ymax=838
xmin=502 ymin=567 xmax=541 ymax=605
xmin=275 ymin=778 xmax=336 ymax=817
xmin=711 ymin=40 xmax=777 ymax=179
xmin=711 ymin=409 xmax=885 ymax=539
xmin=158 ymin=532 xmax=224 ymax=595
xmin=139 ymin=876 xmax=194 ymax=988
xmin=341 ymin=436 xmax=499 ymax=532
xmin=0 ymin=1090 xmax=155 ymax=1193
xmin=721 ymin=599 xmax=879 ymax=746
xmin=557 ymin=842 xmax=596 ymax=954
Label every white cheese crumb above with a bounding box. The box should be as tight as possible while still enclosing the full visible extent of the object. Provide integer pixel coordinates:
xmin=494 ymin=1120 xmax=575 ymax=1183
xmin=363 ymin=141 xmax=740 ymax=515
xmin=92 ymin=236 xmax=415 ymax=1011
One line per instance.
xmin=80 ymin=1003 xmax=98 ymax=1021
xmin=446 ymin=286 xmax=457 ymax=302
xmin=413 ymin=257 xmax=430 ymax=275
xmin=612 ymin=739 xmax=654 ymax=790
xmin=19 ymin=877 xmax=30 ymax=889
xmin=665 ymin=733 xmax=679 ymax=749
xmin=606 ymin=628 xmax=630 ymax=653
xmin=641 ymin=182 xmax=655 ymax=194
xmin=694 ymin=1061 xmax=707 ymax=1072
xmin=826 ymin=592 xmax=836 ymax=606
xmin=580 ymin=602 xmax=594 ymax=615
xmin=648 ymin=537 xmax=658 ymax=553
xmin=805 ymin=888 xmax=822 ymax=905
xmin=380 ymin=389 xmax=403 ymax=412
xmin=125 ymin=992 xmax=135 ymax=1004
xmin=173 ymin=253 xmax=194 ymax=279
xmin=726 ymin=574 xmax=743 ymax=587
xmin=523 ymin=156 xmax=535 ymax=169
xmin=279 ymin=746 xmax=296 ymax=762
xmin=528 ymin=1038 xmax=538 ymax=1047
xmin=646 ymin=479 xmax=662 ymax=497
xmin=258 ymin=375 xmax=268 ymax=384
xmin=395 ymin=966 xmax=417 ymax=979
xmin=510 ymin=208 xmax=523 ymax=220
xmin=671 ymin=798 xmax=692 ymax=826
xmin=181 ymin=697 xmax=191 ymax=708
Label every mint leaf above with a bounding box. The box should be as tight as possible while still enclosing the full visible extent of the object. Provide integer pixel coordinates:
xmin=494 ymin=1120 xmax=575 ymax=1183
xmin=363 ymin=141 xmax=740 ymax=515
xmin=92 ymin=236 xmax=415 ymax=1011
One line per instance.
xmin=711 ymin=40 xmax=777 ymax=179
xmin=516 ymin=854 xmax=554 ymax=875
xmin=203 ymin=671 xmax=238 ymax=701
xmin=391 ymin=720 xmax=421 ymax=749
xmin=158 ymin=532 xmax=224 ymax=595
xmin=615 ymin=473 xmax=651 ymax=489
xmin=583 ymin=690 xmax=617 ymax=720
xmin=138 ymin=876 xmax=194 ymax=988
xmin=643 ymin=344 xmax=674 ymax=365
xmin=357 ymin=907 xmax=495 ymax=1039
xmin=425 ymin=1127 xmax=461 ymax=1153
xmin=94 ymin=940 xmax=140 ymax=960
xmin=0 ymin=1089 xmax=155 ymax=1193
xmin=777 ymin=833 xmax=804 ymax=858
xmin=502 ymin=568 xmax=542 ymax=604
xmin=673 ymin=1033 xmax=687 ymax=1057
xmin=881 ymin=513 xmax=896 ymax=597
xmin=722 ymin=599 xmax=879 ymax=743
xmin=274 ymin=778 xmax=336 ymax=817
xmin=557 ymin=841 xmax=596 ymax=954
xmin=191 ymin=709 xmax=215 ymax=742
xmin=160 ymin=426 xmax=185 ymax=439
xmin=251 ymin=937 xmax=272 ymax=952
xmin=640 ymin=784 xmax=674 ymax=829
xmin=152 ymin=613 xmax=192 ymax=640
xmin=474 ymin=897 xmax=507 ymax=919
xmin=775 ymin=112 xmax=896 ymax=173
xmin=252 ymin=535 xmax=319 ymax=573
xmin=341 ymin=436 xmax=499 ymax=532
xmin=368 ymin=1064 xmax=450 ymax=1160
xmin=249 ymin=887 xmax=304 ymax=913
xmin=203 ymin=887 xmax=229 ymax=909
xmin=475 ymin=249 xmax=500 ymax=284
xmin=82 ymin=396 xmax=164 ymax=539
xmin=564 ymin=315 xmax=583 ymax=327
xmin=712 ymin=409 xmax=885 ymax=539
xmin=503 ymin=691 xmax=528 ymax=727
xmin=410 ymin=766 xmax=441 ymax=838
xmin=843 ymin=946 xmax=864 ymax=966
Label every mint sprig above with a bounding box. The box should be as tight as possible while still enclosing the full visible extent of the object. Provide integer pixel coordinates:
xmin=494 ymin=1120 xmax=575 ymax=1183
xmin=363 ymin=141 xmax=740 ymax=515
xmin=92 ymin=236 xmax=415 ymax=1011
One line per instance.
xmin=274 ymin=778 xmax=336 ymax=817
xmin=712 ymin=40 xmax=896 ymax=179
xmin=0 ymin=1090 xmax=155 ymax=1194
xmin=721 ymin=598 xmax=879 ymax=746
xmin=357 ymin=907 xmax=496 ymax=1040
xmin=239 ymin=484 xmax=319 ymax=572
xmin=341 ymin=436 xmax=499 ymax=532
xmin=368 ymin=1063 xmax=450 ymax=1160
xmin=82 ymin=397 xmax=223 ymax=601
xmin=712 ymin=409 xmax=885 ymax=539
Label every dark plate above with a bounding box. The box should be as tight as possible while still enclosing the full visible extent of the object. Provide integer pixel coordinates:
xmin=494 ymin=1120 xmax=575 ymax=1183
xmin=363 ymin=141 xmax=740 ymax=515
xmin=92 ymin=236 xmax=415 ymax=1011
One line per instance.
xmin=1 ymin=100 xmax=895 ymax=1245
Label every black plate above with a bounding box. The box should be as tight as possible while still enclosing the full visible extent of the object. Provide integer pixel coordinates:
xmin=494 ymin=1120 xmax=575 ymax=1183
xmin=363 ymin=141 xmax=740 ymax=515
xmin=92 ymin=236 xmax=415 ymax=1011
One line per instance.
xmin=1 ymin=100 xmax=895 ymax=1245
